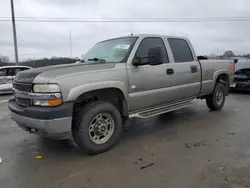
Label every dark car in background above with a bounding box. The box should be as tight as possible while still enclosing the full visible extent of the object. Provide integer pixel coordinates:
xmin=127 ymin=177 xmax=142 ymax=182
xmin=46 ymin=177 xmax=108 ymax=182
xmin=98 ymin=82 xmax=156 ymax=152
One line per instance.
xmin=0 ymin=66 xmax=32 ymax=94
xmin=230 ymin=60 xmax=250 ymax=90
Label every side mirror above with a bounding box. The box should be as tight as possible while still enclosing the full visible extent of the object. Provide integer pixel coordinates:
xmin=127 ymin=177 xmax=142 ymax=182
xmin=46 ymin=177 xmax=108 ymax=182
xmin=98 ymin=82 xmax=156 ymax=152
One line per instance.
xmin=132 ymin=46 xmax=163 ymax=66
xmin=132 ymin=57 xmax=143 ymax=66
xmin=233 ymin=59 xmax=238 ymax=64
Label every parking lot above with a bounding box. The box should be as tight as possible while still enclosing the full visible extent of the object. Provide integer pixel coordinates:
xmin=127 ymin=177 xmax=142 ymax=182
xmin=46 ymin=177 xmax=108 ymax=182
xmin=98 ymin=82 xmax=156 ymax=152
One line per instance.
xmin=0 ymin=92 xmax=250 ymax=188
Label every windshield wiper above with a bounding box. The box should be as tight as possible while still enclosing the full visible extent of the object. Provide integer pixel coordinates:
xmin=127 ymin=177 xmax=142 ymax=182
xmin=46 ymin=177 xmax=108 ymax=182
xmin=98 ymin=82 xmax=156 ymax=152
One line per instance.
xmin=88 ymin=58 xmax=106 ymax=62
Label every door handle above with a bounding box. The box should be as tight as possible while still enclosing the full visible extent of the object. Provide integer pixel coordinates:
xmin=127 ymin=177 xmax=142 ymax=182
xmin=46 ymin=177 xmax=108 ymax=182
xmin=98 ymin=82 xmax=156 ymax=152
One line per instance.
xmin=166 ymin=68 xmax=174 ymax=75
xmin=190 ymin=65 xmax=198 ymax=73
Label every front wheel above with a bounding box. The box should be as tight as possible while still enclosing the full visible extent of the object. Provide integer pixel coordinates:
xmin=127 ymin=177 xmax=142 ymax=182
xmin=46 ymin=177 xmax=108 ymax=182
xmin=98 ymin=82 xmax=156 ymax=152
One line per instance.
xmin=206 ymin=82 xmax=226 ymax=111
xmin=72 ymin=101 xmax=122 ymax=155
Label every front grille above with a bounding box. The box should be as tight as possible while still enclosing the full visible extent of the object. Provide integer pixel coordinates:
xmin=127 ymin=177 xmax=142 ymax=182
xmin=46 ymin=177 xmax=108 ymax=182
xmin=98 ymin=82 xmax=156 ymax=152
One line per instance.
xmin=234 ymin=78 xmax=249 ymax=82
xmin=13 ymin=82 xmax=32 ymax=106
xmin=13 ymin=82 xmax=32 ymax=92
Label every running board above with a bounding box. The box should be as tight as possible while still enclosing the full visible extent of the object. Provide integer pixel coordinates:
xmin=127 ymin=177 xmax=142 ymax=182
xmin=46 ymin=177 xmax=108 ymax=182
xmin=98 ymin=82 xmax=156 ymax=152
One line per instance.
xmin=129 ymin=99 xmax=195 ymax=119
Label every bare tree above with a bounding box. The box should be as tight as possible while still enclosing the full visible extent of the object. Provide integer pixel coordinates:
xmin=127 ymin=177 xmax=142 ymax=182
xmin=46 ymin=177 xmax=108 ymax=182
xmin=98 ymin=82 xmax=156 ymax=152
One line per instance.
xmin=0 ymin=55 xmax=10 ymax=63
xmin=223 ymin=50 xmax=234 ymax=57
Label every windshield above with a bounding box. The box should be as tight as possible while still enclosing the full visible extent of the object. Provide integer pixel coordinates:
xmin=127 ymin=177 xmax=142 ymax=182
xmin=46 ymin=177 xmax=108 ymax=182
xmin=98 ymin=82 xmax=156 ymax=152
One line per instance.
xmin=82 ymin=37 xmax=138 ymax=63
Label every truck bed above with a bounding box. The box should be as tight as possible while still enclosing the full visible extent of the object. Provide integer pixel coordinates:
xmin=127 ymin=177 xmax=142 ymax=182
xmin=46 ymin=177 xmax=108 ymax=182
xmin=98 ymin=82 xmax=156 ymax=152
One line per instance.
xmin=198 ymin=59 xmax=234 ymax=95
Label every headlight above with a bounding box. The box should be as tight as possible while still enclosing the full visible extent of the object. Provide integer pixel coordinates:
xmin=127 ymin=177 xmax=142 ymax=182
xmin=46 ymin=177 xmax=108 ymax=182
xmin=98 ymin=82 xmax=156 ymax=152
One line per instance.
xmin=234 ymin=75 xmax=247 ymax=79
xmin=32 ymin=84 xmax=62 ymax=106
xmin=33 ymin=84 xmax=61 ymax=93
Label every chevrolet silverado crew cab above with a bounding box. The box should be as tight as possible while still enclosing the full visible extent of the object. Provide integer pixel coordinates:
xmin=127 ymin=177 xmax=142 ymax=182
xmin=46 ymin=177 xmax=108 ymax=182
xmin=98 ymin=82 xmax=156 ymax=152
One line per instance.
xmin=9 ymin=34 xmax=234 ymax=154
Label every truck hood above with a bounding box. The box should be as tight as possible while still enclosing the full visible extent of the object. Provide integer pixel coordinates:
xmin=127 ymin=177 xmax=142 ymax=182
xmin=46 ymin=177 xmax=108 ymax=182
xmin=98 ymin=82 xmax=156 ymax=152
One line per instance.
xmin=15 ymin=63 xmax=116 ymax=84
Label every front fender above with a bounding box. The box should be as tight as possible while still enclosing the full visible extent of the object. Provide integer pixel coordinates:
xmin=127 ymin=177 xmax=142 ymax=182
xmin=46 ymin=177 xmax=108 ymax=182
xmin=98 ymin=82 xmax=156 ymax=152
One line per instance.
xmin=66 ymin=80 xmax=129 ymax=104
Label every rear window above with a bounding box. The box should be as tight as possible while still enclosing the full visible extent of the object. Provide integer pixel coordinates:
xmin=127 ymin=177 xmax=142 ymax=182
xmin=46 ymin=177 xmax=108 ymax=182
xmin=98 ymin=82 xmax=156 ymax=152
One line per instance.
xmin=168 ymin=38 xmax=194 ymax=63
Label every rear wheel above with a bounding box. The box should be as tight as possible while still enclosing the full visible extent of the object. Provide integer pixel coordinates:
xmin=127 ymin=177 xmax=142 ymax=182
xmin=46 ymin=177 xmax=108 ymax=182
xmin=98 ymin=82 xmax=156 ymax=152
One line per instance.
xmin=72 ymin=101 xmax=122 ymax=155
xmin=206 ymin=82 xmax=226 ymax=111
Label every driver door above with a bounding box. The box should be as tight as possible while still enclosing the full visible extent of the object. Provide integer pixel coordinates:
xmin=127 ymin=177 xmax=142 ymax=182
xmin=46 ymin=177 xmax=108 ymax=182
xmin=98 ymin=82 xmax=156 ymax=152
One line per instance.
xmin=127 ymin=37 xmax=173 ymax=112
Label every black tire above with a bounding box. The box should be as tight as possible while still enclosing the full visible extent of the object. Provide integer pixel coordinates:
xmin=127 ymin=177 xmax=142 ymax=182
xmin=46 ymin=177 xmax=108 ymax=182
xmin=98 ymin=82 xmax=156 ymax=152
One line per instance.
xmin=206 ymin=82 xmax=226 ymax=111
xmin=72 ymin=101 xmax=122 ymax=155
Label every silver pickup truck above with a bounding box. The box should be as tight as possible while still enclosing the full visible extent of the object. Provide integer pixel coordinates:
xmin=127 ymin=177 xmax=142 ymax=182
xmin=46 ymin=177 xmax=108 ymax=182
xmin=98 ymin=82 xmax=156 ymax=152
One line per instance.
xmin=9 ymin=34 xmax=234 ymax=154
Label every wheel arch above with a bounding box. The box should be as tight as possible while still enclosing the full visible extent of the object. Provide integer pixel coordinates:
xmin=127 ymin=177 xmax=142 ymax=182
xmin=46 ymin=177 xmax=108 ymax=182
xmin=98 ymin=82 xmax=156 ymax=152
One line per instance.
xmin=213 ymin=70 xmax=229 ymax=95
xmin=72 ymin=87 xmax=129 ymax=118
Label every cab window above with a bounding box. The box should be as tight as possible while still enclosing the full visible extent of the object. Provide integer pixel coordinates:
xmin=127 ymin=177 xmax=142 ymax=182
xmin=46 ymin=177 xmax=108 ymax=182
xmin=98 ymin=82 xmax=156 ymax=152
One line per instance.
xmin=135 ymin=37 xmax=169 ymax=63
xmin=0 ymin=68 xmax=7 ymax=77
xmin=168 ymin=38 xmax=194 ymax=63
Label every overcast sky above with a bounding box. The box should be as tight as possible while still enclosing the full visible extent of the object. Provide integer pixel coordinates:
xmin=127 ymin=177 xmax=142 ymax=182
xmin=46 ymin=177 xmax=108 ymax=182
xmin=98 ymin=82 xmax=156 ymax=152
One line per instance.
xmin=1 ymin=0 xmax=250 ymax=61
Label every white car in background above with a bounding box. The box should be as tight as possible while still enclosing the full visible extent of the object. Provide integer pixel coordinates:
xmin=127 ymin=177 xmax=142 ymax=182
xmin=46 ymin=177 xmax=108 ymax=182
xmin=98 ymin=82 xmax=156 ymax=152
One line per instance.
xmin=0 ymin=65 xmax=32 ymax=94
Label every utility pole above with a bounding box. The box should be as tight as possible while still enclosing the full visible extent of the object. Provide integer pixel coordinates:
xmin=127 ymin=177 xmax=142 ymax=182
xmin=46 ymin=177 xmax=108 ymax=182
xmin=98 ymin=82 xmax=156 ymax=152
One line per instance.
xmin=69 ymin=30 xmax=72 ymax=58
xmin=10 ymin=0 xmax=19 ymax=64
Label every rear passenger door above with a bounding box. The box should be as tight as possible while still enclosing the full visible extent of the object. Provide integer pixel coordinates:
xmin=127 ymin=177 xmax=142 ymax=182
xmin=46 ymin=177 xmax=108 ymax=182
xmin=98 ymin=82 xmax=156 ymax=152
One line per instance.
xmin=6 ymin=68 xmax=16 ymax=83
xmin=0 ymin=68 xmax=8 ymax=84
xmin=3 ymin=68 xmax=14 ymax=84
xmin=167 ymin=38 xmax=201 ymax=101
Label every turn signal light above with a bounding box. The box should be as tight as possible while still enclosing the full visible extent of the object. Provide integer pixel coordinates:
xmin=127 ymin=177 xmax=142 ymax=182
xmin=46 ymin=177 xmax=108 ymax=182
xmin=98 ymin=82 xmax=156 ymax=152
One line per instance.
xmin=48 ymin=99 xmax=62 ymax=106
